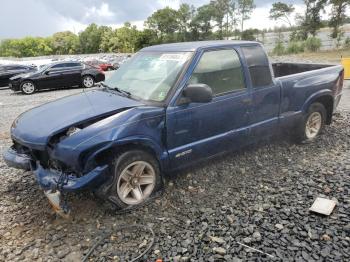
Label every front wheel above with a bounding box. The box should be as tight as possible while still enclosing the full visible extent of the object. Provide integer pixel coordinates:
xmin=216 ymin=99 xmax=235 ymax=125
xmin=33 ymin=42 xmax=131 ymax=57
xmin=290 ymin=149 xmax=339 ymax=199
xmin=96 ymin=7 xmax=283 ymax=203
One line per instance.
xmin=21 ymin=81 xmax=36 ymax=95
xmin=107 ymin=150 xmax=162 ymax=209
xmin=82 ymin=75 xmax=95 ymax=88
xmin=294 ymin=102 xmax=326 ymax=143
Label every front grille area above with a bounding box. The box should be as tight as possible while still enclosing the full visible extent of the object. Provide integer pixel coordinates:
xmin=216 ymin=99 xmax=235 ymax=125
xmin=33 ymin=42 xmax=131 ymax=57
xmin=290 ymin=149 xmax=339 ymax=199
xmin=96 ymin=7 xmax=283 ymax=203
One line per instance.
xmin=12 ymin=140 xmax=76 ymax=174
xmin=13 ymin=140 xmax=50 ymax=168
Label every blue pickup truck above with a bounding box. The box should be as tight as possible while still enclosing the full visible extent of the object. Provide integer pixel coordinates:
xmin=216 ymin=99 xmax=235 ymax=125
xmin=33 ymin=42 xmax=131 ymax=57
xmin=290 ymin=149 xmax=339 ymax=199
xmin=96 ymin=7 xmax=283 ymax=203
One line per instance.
xmin=3 ymin=41 xmax=344 ymax=213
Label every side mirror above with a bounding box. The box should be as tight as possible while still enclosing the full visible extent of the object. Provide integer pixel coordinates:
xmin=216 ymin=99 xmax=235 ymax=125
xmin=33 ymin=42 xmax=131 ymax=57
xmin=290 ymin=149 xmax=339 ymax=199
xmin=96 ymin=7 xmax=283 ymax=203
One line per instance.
xmin=44 ymin=70 xmax=51 ymax=75
xmin=182 ymin=84 xmax=213 ymax=103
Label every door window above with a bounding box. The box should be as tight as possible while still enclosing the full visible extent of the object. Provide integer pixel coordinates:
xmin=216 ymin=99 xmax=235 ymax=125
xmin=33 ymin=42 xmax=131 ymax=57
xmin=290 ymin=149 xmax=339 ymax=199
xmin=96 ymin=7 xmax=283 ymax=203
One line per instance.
xmin=189 ymin=49 xmax=245 ymax=95
xmin=65 ymin=62 xmax=82 ymax=68
xmin=242 ymin=45 xmax=272 ymax=88
xmin=51 ymin=64 xmax=66 ymax=69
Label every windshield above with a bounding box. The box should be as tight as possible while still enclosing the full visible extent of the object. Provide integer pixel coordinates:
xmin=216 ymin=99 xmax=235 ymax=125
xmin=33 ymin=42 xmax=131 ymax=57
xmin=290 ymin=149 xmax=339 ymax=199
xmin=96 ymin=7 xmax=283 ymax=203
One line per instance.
xmin=104 ymin=51 xmax=192 ymax=102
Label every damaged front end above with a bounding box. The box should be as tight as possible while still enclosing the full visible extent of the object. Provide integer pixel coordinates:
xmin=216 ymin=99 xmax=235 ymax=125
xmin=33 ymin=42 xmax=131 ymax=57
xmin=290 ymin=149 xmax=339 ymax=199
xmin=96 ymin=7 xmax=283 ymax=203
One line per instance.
xmin=4 ymin=136 xmax=109 ymax=217
xmin=3 ymin=89 xmax=166 ymax=217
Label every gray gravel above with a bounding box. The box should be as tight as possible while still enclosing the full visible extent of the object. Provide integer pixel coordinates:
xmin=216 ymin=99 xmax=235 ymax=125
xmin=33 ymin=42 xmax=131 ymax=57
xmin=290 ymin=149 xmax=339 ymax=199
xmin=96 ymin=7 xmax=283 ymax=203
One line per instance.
xmin=0 ymin=77 xmax=349 ymax=261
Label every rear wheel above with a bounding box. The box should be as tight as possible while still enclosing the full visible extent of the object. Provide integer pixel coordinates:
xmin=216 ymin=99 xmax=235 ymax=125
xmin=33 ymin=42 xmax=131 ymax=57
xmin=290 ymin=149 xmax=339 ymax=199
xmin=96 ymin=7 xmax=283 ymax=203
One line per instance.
xmin=294 ymin=102 xmax=326 ymax=143
xmin=21 ymin=81 xmax=36 ymax=95
xmin=107 ymin=150 xmax=161 ymax=209
xmin=82 ymin=75 xmax=95 ymax=88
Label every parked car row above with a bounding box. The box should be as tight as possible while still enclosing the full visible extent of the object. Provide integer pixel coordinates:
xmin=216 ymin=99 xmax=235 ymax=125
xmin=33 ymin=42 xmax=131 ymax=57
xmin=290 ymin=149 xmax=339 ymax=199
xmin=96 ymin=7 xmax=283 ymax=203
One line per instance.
xmin=9 ymin=62 xmax=105 ymax=94
xmin=0 ymin=53 xmax=132 ymax=93
xmin=0 ymin=64 xmax=37 ymax=87
xmin=85 ymin=60 xmax=118 ymax=71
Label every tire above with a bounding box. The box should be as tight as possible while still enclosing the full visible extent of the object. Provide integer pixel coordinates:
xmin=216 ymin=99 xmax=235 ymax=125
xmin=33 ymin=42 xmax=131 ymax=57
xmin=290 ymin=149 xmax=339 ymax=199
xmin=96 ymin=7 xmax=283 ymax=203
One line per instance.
xmin=20 ymin=81 xmax=36 ymax=95
xmin=82 ymin=75 xmax=95 ymax=88
xmin=107 ymin=150 xmax=162 ymax=209
xmin=294 ymin=102 xmax=326 ymax=143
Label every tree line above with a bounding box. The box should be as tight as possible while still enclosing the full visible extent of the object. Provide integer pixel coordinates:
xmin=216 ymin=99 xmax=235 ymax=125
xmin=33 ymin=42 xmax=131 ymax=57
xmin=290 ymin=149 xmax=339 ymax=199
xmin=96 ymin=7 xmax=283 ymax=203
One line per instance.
xmin=0 ymin=0 xmax=349 ymax=57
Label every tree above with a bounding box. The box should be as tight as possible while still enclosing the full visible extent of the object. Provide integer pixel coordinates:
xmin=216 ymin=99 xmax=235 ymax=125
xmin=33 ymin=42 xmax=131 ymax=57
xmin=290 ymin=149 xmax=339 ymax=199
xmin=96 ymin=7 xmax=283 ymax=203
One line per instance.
xmin=145 ymin=7 xmax=179 ymax=41
xmin=191 ymin=4 xmax=216 ymax=40
xmin=241 ymin=28 xmax=259 ymax=40
xmin=177 ymin=3 xmax=195 ymax=41
xmin=329 ymin=0 xmax=349 ymax=41
xmin=137 ymin=29 xmax=160 ymax=49
xmin=0 ymin=37 xmax=53 ymax=57
xmin=210 ymin=0 xmax=237 ymax=39
xmin=297 ymin=0 xmax=328 ymax=40
xmin=79 ymin=23 xmax=110 ymax=53
xmin=237 ymin=0 xmax=255 ymax=37
xmin=269 ymin=2 xmax=295 ymax=27
xmin=52 ymin=31 xmax=80 ymax=54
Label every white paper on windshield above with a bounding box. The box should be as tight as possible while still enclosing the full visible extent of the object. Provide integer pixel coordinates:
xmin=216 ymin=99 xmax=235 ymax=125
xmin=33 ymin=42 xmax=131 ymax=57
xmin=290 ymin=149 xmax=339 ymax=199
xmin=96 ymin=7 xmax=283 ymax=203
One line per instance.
xmin=159 ymin=53 xmax=189 ymax=62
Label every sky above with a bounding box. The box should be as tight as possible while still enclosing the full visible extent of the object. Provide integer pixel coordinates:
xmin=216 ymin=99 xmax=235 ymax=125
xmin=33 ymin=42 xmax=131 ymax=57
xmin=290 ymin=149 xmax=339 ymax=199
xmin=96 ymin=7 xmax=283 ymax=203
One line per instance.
xmin=0 ymin=0 xmax=313 ymax=39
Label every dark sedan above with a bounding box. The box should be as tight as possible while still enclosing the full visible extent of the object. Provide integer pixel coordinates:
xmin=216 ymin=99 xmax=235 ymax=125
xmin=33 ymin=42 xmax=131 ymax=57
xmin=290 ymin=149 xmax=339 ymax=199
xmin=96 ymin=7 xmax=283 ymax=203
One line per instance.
xmin=0 ymin=64 xmax=37 ymax=87
xmin=9 ymin=62 xmax=105 ymax=94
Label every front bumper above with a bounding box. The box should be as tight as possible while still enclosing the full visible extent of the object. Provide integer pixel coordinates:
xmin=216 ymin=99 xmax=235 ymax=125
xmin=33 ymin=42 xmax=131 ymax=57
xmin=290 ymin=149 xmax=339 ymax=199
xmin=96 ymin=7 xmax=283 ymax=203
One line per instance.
xmin=3 ymin=147 xmax=31 ymax=170
xmin=34 ymin=163 xmax=108 ymax=192
xmin=8 ymin=81 xmax=20 ymax=91
xmin=3 ymin=147 xmax=109 ymax=192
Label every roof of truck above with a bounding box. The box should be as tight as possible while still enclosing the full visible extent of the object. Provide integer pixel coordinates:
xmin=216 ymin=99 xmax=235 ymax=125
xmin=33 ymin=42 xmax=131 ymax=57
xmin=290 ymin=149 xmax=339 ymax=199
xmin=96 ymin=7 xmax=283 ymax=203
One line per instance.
xmin=140 ymin=40 xmax=259 ymax=52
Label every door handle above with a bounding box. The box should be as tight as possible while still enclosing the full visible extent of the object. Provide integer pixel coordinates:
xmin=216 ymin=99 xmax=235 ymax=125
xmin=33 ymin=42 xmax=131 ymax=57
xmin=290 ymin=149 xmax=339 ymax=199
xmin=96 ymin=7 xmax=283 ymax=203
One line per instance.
xmin=242 ymin=98 xmax=252 ymax=105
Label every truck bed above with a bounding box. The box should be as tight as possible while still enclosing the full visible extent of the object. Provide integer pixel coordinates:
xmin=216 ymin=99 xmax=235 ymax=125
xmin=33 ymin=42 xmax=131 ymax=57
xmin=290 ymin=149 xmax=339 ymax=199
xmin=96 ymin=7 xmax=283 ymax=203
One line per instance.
xmin=272 ymin=62 xmax=334 ymax=78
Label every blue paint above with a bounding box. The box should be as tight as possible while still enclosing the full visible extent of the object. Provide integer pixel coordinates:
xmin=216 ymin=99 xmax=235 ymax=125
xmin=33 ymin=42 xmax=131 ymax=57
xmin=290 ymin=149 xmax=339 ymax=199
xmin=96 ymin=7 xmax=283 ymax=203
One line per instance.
xmin=3 ymin=41 xmax=344 ymax=193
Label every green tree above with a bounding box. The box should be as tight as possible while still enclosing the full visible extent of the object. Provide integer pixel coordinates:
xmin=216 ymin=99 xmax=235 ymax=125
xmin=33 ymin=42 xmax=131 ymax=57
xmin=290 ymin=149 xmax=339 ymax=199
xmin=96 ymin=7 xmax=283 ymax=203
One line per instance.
xmin=209 ymin=0 xmax=238 ymax=39
xmin=0 ymin=37 xmax=53 ymax=57
xmin=79 ymin=23 xmax=110 ymax=53
xmin=269 ymin=2 xmax=295 ymax=27
xmin=177 ymin=3 xmax=195 ymax=41
xmin=297 ymin=0 xmax=328 ymax=40
xmin=329 ymin=0 xmax=349 ymax=40
xmin=52 ymin=31 xmax=80 ymax=54
xmin=191 ymin=4 xmax=216 ymax=40
xmin=237 ymin=0 xmax=256 ymax=37
xmin=137 ymin=29 xmax=160 ymax=49
xmin=145 ymin=7 xmax=179 ymax=42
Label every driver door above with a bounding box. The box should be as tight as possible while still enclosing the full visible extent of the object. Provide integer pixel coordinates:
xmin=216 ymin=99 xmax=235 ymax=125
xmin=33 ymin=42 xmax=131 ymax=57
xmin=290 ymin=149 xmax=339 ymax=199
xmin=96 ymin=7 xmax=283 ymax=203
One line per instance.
xmin=166 ymin=48 xmax=252 ymax=169
xmin=38 ymin=64 xmax=66 ymax=89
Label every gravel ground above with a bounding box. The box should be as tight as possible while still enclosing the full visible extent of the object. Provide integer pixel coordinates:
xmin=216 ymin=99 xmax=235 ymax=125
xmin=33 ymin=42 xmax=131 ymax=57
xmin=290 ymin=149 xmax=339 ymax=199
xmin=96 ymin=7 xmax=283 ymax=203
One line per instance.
xmin=0 ymin=75 xmax=349 ymax=261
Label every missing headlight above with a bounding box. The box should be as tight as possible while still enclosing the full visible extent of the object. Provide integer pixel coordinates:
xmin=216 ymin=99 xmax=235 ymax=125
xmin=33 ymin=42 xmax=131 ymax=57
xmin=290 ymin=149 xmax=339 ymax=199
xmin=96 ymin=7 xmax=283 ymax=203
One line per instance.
xmin=66 ymin=127 xmax=81 ymax=136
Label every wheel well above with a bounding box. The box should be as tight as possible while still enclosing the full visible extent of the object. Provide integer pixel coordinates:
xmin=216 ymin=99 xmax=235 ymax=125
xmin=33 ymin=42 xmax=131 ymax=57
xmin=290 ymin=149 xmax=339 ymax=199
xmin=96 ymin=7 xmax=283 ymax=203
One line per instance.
xmin=21 ymin=80 xmax=35 ymax=86
xmin=94 ymin=143 xmax=161 ymax=171
xmin=313 ymin=95 xmax=333 ymax=125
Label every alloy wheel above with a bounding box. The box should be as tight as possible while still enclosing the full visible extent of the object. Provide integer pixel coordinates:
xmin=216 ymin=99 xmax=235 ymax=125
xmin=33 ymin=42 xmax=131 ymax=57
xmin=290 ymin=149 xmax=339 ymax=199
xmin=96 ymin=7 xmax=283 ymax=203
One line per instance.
xmin=305 ymin=111 xmax=322 ymax=139
xmin=21 ymin=82 xmax=35 ymax=94
xmin=116 ymin=161 xmax=156 ymax=205
xmin=83 ymin=76 xmax=94 ymax=88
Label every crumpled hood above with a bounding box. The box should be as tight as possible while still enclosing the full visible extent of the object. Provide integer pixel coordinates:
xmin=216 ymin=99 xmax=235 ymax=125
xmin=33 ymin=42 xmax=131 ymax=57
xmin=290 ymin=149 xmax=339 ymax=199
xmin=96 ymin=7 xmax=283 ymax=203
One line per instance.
xmin=11 ymin=89 xmax=144 ymax=148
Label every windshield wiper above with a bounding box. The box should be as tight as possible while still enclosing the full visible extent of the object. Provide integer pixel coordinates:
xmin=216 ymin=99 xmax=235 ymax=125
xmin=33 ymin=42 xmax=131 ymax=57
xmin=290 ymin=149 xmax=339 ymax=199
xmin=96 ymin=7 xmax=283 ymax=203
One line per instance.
xmin=99 ymin=82 xmax=132 ymax=97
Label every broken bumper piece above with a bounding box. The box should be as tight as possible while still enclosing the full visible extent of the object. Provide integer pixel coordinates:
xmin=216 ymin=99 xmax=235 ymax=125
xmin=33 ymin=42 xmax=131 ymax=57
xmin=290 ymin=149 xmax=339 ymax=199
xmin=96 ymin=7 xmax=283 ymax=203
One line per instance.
xmin=44 ymin=189 xmax=71 ymax=218
xmin=34 ymin=164 xmax=109 ymax=192
xmin=3 ymin=147 xmax=31 ymax=171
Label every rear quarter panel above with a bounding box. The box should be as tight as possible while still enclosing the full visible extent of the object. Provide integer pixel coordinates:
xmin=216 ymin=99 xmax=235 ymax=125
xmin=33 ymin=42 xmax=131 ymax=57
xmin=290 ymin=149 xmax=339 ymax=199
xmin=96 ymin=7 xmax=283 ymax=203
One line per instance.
xmin=277 ymin=65 xmax=343 ymax=117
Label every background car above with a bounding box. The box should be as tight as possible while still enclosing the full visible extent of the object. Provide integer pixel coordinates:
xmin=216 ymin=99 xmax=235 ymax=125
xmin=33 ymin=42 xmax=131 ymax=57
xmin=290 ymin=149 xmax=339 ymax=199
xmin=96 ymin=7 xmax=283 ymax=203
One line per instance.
xmin=0 ymin=64 xmax=37 ymax=87
xmin=9 ymin=61 xmax=105 ymax=94
xmin=85 ymin=60 xmax=116 ymax=71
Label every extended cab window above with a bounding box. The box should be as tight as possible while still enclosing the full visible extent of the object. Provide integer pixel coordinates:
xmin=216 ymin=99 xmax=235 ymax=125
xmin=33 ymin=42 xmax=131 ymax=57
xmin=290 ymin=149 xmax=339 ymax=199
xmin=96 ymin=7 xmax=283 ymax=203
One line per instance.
xmin=189 ymin=49 xmax=245 ymax=95
xmin=242 ymin=45 xmax=272 ymax=88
